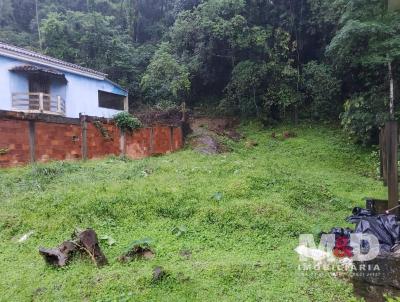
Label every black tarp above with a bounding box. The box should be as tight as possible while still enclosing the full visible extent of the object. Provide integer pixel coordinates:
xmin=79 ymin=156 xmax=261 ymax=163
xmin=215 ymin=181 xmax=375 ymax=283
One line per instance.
xmin=346 ymin=208 xmax=400 ymax=254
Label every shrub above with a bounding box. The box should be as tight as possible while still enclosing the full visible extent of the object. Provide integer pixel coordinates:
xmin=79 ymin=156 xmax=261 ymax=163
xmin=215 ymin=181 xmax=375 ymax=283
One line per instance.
xmin=141 ymin=42 xmax=190 ymax=105
xmin=154 ymin=100 xmax=179 ymax=111
xmin=303 ymin=61 xmax=341 ymax=120
xmin=113 ymin=112 xmax=142 ymax=132
xmin=340 ymin=91 xmax=387 ymax=145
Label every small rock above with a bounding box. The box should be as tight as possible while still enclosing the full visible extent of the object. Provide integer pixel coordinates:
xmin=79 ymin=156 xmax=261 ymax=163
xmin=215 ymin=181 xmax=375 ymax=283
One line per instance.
xmin=152 ymin=266 xmax=167 ymax=282
xmin=118 ymin=239 xmax=155 ymax=263
xmin=17 ymin=230 xmax=34 ymax=243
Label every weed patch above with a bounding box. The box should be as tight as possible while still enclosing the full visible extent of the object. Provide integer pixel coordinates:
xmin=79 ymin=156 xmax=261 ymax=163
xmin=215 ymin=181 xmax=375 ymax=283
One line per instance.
xmin=0 ymin=123 xmax=385 ymax=301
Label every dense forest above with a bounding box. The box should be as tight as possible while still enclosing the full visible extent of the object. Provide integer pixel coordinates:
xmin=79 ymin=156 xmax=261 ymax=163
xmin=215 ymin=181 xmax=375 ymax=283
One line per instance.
xmin=0 ymin=0 xmax=399 ymax=144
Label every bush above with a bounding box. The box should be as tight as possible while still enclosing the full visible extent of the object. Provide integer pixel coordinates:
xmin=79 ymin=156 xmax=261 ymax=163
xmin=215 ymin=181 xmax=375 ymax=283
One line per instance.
xmin=154 ymin=100 xmax=179 ymax=111
xmin=113 ymin=112 xmax=142 ymax=132
xmin=303 ymin=61 xmax=341 ymax=120
xmin=340 ymin=91 xmax=387 ymax=145
xmin=140 ymin=42 xmax=190 ymax=105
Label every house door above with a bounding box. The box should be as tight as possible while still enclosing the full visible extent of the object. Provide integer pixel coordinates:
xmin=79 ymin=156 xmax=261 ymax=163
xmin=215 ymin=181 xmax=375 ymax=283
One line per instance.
xmin=29 ymin=76 xmax=50 ymax=111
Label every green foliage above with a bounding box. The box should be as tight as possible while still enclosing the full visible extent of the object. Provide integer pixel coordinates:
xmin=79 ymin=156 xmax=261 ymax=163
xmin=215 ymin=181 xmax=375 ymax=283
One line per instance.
xmin=1 ymin=0 xmax=399 ymax=144
xmin=303 ymin=61 xmax=341 ymax=120
xmin=40 ymin=11 xmax=149 ymax=99
xmin=223 ymin=60 xmax=267 ymax=116
xmin=212 ymin=191 xmax=224 ymax=202
xmin=326 ymin=0 xmax=400 ymax=143
xmin=219 ymin=28 xmax=301 ymax=119
xmin=154 ymin=100 xmax=180 ymax=111
xmin=141 ymin=42 xmax=190 ymax=105
xmin=171 ymin=225 xmax=187 ymax=237
xmin=113 ymin=112 xmax=142 ymax=132
xmin=0 ymin=123 xmax=385 ymax=300
xmin=125 ymin=238 xmax=153 ymax=252
xmin=327 ymin=15 xmax=400 ymax=67
xmin=0 ymin=147 xmax=9 ymax=155
xmin=340 ymin=90 xmax=388 ymax=145
xmin=93 ymin=120 xmax=111 ymax=140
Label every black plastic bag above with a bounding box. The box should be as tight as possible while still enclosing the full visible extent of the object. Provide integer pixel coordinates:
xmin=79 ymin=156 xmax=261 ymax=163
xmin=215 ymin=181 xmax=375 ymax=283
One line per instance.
xmin=354 ymin=215 xmax=400 ymax=253
xmin=346 ymin=207 xmax=374 ymax=224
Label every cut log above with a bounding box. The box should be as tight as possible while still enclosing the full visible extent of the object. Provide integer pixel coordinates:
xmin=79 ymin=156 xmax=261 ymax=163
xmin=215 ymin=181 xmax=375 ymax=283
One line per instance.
xmin=39 ymin=241 xmax=77 ymax=267
xmin=76 ymin=229 xmax=108 ymax=267
xmin=39 ymin=229 xmax=107 ymax=267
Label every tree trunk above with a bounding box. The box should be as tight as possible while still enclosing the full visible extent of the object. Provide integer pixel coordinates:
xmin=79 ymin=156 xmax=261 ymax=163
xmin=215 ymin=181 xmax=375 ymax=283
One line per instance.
xmin=389 ymin=60 xmax=395 ymax=120
xmin=35 ymin=0 xmax=42 ymax=50
xmin=253 ymin=86 xmax=260 ymax=118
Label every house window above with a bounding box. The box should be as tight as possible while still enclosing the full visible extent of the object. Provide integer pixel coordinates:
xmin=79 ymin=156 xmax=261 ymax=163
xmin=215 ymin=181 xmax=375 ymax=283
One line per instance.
xmin=98 ymin=90 xmax=125 ymax=110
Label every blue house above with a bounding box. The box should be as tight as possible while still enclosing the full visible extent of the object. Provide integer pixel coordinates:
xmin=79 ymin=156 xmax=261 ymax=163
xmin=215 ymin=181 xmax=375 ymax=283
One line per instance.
xmin=0 ymin=42 xmax=128 ymax=118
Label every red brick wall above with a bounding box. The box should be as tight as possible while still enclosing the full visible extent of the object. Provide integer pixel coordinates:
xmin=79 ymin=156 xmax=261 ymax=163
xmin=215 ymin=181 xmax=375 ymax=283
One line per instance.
xmin=35 ymin=122 xmax=82 ymax=162
xmin=125 ymin=128 xmax=152 ymax=159
xmin=86 ymin=122 xmax=120 ymax=159
xmin=172 ymin=127 xmax=183 ymax=151
xmin=0 ymin=119 xmax=30 ymax=167
xmin=152 ymin=126 xmax=172 ymax=155
xmin=0 ymin=111 xmax=184 ymax=167
xmin=124 ymin=126 xmax=183 ymax=159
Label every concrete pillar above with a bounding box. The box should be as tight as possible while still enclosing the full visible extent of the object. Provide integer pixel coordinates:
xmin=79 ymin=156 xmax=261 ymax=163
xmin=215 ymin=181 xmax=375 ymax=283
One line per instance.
xmin=80 ymin=114 xmax=88 ymax=160
xmin=28 ymin=120 xmax=35 ymax=163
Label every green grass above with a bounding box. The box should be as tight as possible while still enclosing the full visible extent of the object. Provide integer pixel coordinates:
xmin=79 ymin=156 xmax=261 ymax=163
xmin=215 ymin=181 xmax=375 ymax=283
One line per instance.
xmin=0 ymin=122 xmax=386 ymax=302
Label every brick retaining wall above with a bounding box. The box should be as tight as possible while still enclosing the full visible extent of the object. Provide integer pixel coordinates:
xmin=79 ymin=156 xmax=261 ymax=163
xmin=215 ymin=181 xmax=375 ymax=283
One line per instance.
xmin=0 ymin=110 xmax=183 ymax=168
xmin=0 ymin=119 xmax=30 ymax=166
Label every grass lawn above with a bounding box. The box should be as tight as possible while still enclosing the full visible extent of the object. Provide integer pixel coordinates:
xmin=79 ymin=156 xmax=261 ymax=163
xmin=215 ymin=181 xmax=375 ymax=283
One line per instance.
xmin=0 ymin=122 xmax=386 ymax=301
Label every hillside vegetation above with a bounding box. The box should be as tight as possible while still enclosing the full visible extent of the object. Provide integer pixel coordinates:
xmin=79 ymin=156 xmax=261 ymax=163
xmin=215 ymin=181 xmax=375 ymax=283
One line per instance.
xmin=1 ymin=0 xmax=399 ymax=144
xmin=0 ymin=123 xmax=386 ymax=301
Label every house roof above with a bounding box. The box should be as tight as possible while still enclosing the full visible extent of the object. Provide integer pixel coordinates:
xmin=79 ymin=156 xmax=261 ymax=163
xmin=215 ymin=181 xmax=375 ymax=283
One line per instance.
xmin=0 ymin=42 xmax=107 ymax=80
xmin=10 ymin=65 xmax=68 ymax=82
xmin=10 ymin=64 xmax=64 ymax=75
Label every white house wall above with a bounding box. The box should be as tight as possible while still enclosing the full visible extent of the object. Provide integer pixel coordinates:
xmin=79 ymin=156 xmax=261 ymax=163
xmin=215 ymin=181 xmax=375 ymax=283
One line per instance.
xmin=64 ymin=72 xmax=127 ymax=118
xmin=50 ymin=79 xmax=67 ymax=102
xmin=0 ymin=56 xmax=15 ymax=111
xmin=0 ymin=54 xmax=128 ymax=118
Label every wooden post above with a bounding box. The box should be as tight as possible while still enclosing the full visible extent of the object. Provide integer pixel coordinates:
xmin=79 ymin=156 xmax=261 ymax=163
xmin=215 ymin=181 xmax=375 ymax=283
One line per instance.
xmin=39 ymin=93 xmax=44 ymax=112
xmin=389 ymin=61 xmax=395 ymax=120
xmin=386 ymin=121 xmax=398 ymax=212
xmin=389 ymin=0 xmax=400 ymax=11
xmin=293 ymin=104 xmax=299 ymax=125
xmin=181 ymin=102 xmax=187 ymax=122
xmin=379 ymin=129 xmax=384 ymax=179
xmin=28 ymin=120 xmax=35 ymax=163
xmin=80 ymin=114 xmax=88 ymax=160
xmin=124 ymin=97 xmax=129 ymax=112
xmin=380 ymin=127 xmax=388 ymax=186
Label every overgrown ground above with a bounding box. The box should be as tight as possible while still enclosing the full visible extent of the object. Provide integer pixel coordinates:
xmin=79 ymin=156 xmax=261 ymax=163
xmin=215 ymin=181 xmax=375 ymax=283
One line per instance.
xmin=0 ymin=122 xmax=386 ymax=301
